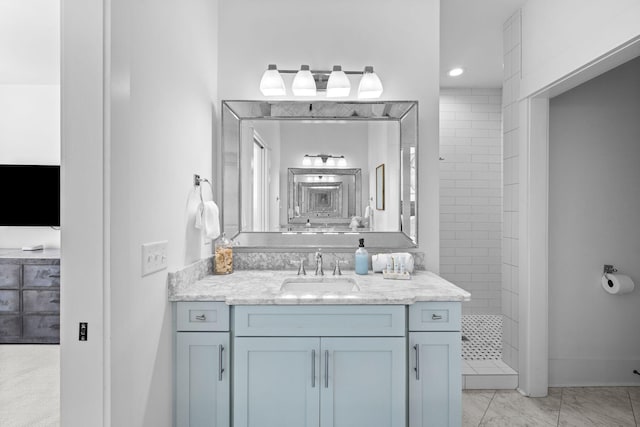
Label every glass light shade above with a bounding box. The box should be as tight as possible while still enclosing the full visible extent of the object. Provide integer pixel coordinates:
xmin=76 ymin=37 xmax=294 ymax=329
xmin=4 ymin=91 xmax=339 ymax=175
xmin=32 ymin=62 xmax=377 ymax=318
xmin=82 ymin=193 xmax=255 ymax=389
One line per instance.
xmin=326 ymin=65 xmax=351 ymax=97
xmin=448 ymin=67 xmax=464 ymax=77
xmin=325 ymin=157 xmax=335 ymax=167
xmin=302 ymin=156 xmax=312 ymax=166
xmin=259 ymin=64 xmax=286 ymax=96
xmin=313 ymin=157 xmax=323 ymax=166
xmin=357 ymin=66 xmax=383 ymax=99
xmin=292 ymin=65 xmax=316 ymax=96
xmin=337 ymin=157 xmax=347 ymax=167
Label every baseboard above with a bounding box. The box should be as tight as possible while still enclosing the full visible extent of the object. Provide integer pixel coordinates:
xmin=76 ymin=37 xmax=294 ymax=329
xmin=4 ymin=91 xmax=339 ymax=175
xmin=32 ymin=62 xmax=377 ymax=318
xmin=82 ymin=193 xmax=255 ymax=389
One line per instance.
xmin=549 ymin=358 xmax=640 ymax=387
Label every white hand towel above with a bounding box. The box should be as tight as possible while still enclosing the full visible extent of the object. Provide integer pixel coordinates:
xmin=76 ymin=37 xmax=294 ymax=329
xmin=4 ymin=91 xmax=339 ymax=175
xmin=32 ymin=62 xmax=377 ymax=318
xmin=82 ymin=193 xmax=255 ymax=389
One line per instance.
xmin=195 ymin=201 xmax=221 ymax=240
xmin=364 ymin=205 xmax=373 ymax=219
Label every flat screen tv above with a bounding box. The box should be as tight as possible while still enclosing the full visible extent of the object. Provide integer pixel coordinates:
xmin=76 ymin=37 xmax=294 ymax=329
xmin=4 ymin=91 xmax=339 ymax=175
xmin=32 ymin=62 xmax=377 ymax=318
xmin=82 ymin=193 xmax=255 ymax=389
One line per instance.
xmin=0 ymin=164 xmax=60 ymax=226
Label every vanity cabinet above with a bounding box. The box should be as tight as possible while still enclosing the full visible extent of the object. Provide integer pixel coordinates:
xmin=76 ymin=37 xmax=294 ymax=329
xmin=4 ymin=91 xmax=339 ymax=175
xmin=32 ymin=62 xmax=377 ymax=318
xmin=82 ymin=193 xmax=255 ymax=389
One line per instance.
xmin=174 ymin=302 xmax=229 ymax=427
xmin=408 ymin=302 xmax=462 ymax=427
xmin=233 ymin=305 xmax=406 ymax=427
xmin=0 ymin=255 xmax=60 ymax=344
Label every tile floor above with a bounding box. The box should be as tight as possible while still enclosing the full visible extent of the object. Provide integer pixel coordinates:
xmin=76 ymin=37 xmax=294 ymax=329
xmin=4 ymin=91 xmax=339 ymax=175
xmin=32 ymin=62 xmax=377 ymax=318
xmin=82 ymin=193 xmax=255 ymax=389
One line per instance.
xmin=464 ymin=387 xmax=640 ymax=427
xmin=1 ymin=345 xmax=638 ymax=427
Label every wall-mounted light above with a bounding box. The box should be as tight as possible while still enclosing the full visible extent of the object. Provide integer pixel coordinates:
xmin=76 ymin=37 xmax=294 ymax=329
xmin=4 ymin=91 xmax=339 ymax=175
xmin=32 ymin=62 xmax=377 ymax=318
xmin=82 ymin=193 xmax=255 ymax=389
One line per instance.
xmin=303 ymin=154 xmax=347 ymax=167
xmin=260 ymin=64 xmax=383 ymax=98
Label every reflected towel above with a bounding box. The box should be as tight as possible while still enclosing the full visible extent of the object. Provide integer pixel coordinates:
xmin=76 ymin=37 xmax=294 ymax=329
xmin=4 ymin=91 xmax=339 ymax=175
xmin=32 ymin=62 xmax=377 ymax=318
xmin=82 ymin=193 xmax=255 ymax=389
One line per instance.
xmin=195 ymin=201 xmax=221 ymax=240
xmin=364 ymin=205 xmax=373 ymax=219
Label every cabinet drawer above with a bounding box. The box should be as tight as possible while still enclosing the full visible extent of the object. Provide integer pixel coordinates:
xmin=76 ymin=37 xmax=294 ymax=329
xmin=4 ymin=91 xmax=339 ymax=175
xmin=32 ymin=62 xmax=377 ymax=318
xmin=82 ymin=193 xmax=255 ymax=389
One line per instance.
xmin=0 ymin=315 xmax=21 ymax=338
xmin=234 ymin=305 xmax=406 ymax=337
xmin=409 ymin=302 xmax=461 ymax=331
xmin=23 ymin=315 xmax=60 ymax=339
xmin=23 ymin=265 xmax=60 ymax=287
xmin=0 ymin=290 xmax=19 ymax=313
xmin=23 ymin=290 xmax=60 ymax=312
xmin=176 ymin=302 xmax=229 ymax=331
xmin=0 ymin=264 xmax=20 ymax=288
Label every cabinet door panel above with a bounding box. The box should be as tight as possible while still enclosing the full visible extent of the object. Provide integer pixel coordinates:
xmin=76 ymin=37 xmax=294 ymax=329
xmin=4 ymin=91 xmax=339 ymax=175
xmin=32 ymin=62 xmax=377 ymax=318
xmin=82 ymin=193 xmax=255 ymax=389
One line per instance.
xmin=23 ymin=265 xmax=60 ymax=287
xmin=409 ymin=332 xmax=461 ymax=427
xmin=23 ymin=290 xmax=60 ymax=312
xmin=176 ymin=333 xmax=229 ymax=427
xmin=234 ymin=337 xmax=320 ymax=427
xmin=0 ymin=264 xmax=20 ymax=288
xmin=320 ymin=337 xmax=406 ymax=427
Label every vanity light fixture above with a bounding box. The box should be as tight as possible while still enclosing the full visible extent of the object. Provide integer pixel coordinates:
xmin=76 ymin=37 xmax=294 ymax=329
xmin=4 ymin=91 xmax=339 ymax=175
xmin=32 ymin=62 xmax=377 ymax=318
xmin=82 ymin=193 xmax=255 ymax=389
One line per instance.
xmin=303 ymin=154 xmax=347 ymax=166
xmin=357 ymin=66 xmax=383 ymax=99
xmin=292 ymin=65 xmax=316 ymax=96
xmin=259 ymin=64 xmax=286 ymax=96
xmin=259 ymin=64 xmax=383 ymax=98
xmin=448 ymin=67 xmax=464 ymax=77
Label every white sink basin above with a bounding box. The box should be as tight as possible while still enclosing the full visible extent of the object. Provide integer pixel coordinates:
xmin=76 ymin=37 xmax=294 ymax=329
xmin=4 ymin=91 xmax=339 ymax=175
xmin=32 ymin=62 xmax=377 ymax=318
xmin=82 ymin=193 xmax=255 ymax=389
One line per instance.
xmin=280 ymin=277 xmax=360 ymax=293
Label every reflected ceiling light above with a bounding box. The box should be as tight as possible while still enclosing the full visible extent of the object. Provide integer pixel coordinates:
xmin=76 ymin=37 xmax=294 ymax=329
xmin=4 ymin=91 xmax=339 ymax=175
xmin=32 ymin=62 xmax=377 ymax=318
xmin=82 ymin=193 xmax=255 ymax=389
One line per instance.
xmin=357 ymin=66 xmax=383 ymax=99
xmin=260 ymin=64 xmax=286 ymax=96
xmin=292 ymin=65 xmax=317 ymax=96
xmin=260 ymin=64 xmax=382 ymax=99
xmin=448 ymin=67 xmax=464 ymax=77
xmin=303 ymin=154 xmax=346 ymax=167
xmin=326 ymin=65 xmax=351 ymax=98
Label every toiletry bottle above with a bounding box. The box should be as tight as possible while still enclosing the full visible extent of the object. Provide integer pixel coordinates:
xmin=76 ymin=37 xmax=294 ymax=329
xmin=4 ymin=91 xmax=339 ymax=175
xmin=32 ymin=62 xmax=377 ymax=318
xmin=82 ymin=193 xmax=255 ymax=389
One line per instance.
xmin=355 ymin=238 xmax=368 ymax=275
xmin=306 ymin=218 xmax=311 ymax=228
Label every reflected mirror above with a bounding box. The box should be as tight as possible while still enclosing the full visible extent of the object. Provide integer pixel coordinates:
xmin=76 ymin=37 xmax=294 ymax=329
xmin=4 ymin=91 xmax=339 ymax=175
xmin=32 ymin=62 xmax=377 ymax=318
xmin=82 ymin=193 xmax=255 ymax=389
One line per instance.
xmin=221 ymin=100 xmax=418 ymax=248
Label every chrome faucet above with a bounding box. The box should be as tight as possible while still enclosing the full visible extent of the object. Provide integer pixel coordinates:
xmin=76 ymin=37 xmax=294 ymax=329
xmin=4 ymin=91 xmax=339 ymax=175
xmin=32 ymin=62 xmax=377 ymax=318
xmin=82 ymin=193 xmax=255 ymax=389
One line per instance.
xmin=315 ymin=248 xmax=324 ymax=276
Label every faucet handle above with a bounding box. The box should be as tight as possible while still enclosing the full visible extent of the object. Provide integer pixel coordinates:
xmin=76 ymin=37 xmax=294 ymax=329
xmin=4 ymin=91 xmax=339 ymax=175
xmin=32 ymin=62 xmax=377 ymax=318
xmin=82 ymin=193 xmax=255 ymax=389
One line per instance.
xmin=291 ymin=257 xmax=307 ymax=275
xmin=333 ymin=256 xmax=346 ymax=276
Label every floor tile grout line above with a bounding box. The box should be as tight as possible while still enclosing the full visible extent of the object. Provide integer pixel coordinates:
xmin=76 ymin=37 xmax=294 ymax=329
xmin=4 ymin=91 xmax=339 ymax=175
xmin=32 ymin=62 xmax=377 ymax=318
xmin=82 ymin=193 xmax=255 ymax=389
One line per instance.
xmin=556 ymin=387 xmax=564 ymax=427
xmin=477 ymin=390 xmax=497 ymax=426
xmin=628 ymin=390 xmax=638 ymax=427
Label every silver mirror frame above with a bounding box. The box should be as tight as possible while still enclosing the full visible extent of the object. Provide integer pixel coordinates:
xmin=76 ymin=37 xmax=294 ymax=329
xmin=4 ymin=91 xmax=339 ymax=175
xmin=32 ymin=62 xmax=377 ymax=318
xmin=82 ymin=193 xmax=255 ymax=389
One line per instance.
xmin=221 ymin=100 xmax=418 ymax=250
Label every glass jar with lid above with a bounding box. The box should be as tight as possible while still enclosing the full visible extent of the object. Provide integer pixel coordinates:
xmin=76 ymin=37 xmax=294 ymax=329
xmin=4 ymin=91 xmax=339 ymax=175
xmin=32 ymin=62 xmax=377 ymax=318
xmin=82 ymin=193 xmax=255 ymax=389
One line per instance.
xmin=214 ymin=232 xmax=233 ymax=274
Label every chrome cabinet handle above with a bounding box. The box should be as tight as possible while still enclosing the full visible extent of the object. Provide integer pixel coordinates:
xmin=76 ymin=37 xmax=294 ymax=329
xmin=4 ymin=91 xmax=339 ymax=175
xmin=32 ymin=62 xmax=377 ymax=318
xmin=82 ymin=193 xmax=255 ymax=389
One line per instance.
xmin=431 ymin=314 xmax=443 ymax=320
xmin=218 ymin=345 xmax=225 ymax=381
xmin=195 ymin=314 xmax=206 ymax=321
xmin=414 ymin=344 xmax=420 ymax=380
xmin=324 ymin=350 xmax=329 ymax=388
xmin=311 ymin=350 xmax=316 ymax=388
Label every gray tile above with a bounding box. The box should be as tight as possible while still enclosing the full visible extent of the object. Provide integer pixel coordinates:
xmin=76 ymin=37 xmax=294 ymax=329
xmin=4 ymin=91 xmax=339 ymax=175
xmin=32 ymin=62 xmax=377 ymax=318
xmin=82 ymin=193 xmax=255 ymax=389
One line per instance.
xmin=479 ymin=388 xmax=561 ymax=426
xmin=559 ymin=387 xmax=636 ymax=427
xmin=463 ymin=390 xmax=495 ymax=427
xmin=625 ymin=387 xmax=639 ymax=426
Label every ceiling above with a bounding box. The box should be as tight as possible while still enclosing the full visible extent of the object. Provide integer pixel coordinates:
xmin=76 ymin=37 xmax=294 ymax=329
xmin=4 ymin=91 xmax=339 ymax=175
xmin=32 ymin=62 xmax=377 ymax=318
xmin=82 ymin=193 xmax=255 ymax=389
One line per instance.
xmin=440 ymin=0 xmax=525 ymax=88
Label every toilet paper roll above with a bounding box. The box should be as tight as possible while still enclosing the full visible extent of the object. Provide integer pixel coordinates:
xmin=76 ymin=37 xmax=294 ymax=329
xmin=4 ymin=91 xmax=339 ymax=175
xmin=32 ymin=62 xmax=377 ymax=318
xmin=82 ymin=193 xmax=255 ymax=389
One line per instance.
xmin=601 ymin=273 xmax=635 ymax=295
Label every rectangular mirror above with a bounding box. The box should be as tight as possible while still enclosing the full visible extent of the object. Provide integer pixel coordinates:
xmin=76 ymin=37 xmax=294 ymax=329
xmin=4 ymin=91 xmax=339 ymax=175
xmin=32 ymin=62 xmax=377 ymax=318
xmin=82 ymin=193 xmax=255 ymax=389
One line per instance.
xmin=221 ymin=100 xmax=418 ymax=249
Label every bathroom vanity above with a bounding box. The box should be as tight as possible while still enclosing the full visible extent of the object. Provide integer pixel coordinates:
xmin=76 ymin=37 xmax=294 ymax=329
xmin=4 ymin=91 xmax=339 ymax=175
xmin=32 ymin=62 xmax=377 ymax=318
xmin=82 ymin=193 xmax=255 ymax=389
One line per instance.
xmin=170 ymin=269 xmax=469 ymax=427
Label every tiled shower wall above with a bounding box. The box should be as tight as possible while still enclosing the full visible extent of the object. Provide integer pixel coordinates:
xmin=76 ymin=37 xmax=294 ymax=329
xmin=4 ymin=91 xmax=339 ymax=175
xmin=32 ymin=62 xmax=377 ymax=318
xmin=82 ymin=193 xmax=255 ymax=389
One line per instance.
xmin=501 ymin=11 xmax=521 ymax=371
xmin=439 ymin=88 xmax=502 ymax=315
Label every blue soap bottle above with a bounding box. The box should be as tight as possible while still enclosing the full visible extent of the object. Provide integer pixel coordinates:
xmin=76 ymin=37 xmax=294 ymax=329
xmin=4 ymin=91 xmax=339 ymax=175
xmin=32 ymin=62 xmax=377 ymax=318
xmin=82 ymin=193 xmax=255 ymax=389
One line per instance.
xmin=355 ymin=238 xmax=368 ymax=275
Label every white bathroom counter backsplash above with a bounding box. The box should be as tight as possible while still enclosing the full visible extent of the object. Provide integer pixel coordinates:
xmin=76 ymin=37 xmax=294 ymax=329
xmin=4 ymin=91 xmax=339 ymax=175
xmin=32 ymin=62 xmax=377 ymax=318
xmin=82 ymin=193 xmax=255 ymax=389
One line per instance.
xmin=168 ymin=268 xmax=470 ymax=305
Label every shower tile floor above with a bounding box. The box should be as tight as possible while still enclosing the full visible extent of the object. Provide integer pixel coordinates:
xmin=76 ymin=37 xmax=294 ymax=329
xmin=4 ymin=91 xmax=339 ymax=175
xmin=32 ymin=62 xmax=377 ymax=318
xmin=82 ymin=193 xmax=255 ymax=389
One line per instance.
xmin=462 ymin=315 xmax=518 ymax=389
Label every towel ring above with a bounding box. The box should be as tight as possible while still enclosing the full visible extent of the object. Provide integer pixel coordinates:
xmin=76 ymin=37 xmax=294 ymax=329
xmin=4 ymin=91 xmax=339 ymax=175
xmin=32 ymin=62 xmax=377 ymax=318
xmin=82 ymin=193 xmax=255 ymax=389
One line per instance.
xmin=194 ymin=174 xmax=213 ymax=203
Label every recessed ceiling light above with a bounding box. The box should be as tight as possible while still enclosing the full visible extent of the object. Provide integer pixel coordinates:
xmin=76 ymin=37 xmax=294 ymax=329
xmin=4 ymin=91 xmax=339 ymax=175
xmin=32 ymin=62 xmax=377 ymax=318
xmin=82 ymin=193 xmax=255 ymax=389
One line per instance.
xmin=448 ymin=68 xmax=464 ymax=77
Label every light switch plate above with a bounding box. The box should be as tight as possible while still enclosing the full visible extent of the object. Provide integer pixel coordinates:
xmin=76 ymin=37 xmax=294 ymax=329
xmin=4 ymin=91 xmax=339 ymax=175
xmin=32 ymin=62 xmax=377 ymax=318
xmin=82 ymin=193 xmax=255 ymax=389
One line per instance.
xmin=141 ymin=240 xmax=168 ymax=276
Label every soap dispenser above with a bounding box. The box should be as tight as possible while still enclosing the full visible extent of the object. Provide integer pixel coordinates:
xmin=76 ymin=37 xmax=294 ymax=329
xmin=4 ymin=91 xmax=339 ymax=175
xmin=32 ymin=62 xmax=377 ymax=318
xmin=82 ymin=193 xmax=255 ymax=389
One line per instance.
xmin=355 ymin=238 xmax=368 ymax=275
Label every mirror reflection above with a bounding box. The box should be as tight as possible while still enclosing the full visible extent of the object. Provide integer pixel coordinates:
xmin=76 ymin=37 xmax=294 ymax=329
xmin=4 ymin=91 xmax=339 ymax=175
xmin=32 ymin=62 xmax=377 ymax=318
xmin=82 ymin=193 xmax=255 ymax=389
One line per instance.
xmin=222 ymin=101 xmax=418 ymax=248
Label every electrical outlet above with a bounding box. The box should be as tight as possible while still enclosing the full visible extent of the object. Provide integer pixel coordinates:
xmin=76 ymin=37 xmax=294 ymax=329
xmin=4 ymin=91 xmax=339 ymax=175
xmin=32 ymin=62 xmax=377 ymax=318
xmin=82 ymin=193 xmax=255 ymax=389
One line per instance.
xmin=142 ymin=240 xmax=168 ymax=276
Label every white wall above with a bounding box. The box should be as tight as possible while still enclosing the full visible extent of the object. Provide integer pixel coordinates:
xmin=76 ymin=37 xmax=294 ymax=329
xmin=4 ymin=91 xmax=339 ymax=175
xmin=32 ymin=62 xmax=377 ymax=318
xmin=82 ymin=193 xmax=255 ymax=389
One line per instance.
xmin=439 ymin=88 xmax=502 ymax=315
xmin=0 ymin=0 xmax=60 ymax=248
xmin=520 ymin=0 xmax=640 ymax=97
xmin=108 ymin=0 xmax=219 ymax=425
xmin=218 ymin=0 xmax=441 ymax=270
xmin=548 ymin=57 xmax=640 ymax=386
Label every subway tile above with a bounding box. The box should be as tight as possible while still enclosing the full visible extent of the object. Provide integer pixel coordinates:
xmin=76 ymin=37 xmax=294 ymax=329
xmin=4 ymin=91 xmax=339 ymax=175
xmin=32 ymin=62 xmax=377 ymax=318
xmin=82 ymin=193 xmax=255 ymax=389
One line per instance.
xmin=441 ymin=136 xmax=472 ymax=146
xmin=457 ymin=128 xmax=491 ymax=138
xmin=472 ymin=88 xmax=502 ymax=96
xmin=440 ymin=88 xmax=473 ymax=96
xmin=511 ymin=292 xmax=519 ymax=322
xmin=439 ymin=111 xmax=456 ymax=120
xmin=441 ymin=119 xmax=471 ymax=129
xmin=441 ymin=239 xmax=472 ymax=248
xmin=440 ymin=103 xmax=472 ymax=112
xmin=503 ymin=212 xmax=512 ymax=238
xmin=472 ymin=222 xmax=502 ymax=232
xmin=440 ymin=248 xmax=456 ymax=256
xmin=502 ymin=238 xmax=512 ymax=264
xmin=511 ymin=266 xmax=519 ymax=294
xmin=472 ymin=103 xmax=502 ymax=113
xmin=456 ymin=95 xmax=489 ymax=104
xmin=441 ymin=220 xmax=472 ymax=230
xmin=440 ymin=127 xmax=456 ymax=136
xmin=456 ymin=111 xmax=489 ymax=121
xmin=471 ymin=171 xmax=501 ymax=180
xmin=472 ymin=188 xmax=501 ymax=197
xmin=456 ymin=162 xmax=490 ymax=171
xmin=471 ymin=137 xmax=501 ymax=146
xmin=456 ymin=264 xmax=489 ymax=274
xmin=456 ymin=248 xmax=489 ymax=257
xmin=472 ymin=154 xmax=502 ymax=164
xmin=441 ymin=256 xmax=472 ymax=265
xmin=472 ymin=120 xmax=502 ymax=130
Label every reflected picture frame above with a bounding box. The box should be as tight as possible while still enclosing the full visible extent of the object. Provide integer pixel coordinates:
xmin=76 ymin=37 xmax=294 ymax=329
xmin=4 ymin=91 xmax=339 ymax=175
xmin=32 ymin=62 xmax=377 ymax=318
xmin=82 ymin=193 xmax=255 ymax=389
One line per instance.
xmin=376 ymin=163 xmax=385 ymax=210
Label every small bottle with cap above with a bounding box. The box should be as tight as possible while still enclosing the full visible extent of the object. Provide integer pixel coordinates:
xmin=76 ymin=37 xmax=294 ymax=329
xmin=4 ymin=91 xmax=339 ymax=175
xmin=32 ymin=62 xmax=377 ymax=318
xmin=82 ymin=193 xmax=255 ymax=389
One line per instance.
xmin=355 ymin=238 xmax=368 ymax=275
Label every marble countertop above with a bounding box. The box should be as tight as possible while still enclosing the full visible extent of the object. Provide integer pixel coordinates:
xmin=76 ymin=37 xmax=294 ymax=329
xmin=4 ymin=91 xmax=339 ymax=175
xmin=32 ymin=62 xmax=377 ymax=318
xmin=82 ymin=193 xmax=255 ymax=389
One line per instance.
xmin=169 ymin=269 xmax=470 ymax=305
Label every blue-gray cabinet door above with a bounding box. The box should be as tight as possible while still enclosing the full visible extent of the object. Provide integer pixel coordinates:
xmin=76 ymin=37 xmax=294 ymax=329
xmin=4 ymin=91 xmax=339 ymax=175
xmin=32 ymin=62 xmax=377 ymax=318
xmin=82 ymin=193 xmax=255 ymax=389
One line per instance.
xmin=234 ymin=337 xmax=320 ymax=427
xmin=409 ymin=332 xmax=462 ymax=427
xmin=176 ymin=333 xmax=229 ymax=427
xmin=320 ymin=337 xmax=406 ymax=427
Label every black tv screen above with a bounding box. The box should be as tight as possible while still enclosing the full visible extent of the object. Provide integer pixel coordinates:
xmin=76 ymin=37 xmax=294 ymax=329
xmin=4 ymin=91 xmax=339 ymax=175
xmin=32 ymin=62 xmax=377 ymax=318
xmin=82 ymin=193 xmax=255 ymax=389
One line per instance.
xmin=0 ymin=165 xmax=60 ymax=226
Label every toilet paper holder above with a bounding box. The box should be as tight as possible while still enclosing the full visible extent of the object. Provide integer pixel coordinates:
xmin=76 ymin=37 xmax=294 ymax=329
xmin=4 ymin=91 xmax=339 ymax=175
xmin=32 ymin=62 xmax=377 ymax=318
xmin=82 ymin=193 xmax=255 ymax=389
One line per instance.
xmin=603 ymin=264 xmax=618 ymax=275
